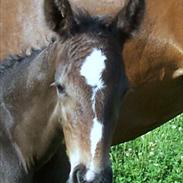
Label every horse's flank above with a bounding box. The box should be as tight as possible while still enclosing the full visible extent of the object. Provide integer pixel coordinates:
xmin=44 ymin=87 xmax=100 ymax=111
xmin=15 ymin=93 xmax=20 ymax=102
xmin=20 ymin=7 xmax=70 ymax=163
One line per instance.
xmin=0 ymin=0 xmax=123 ymax=60
xmin=0 ymin=0 xmax=56 ymax=60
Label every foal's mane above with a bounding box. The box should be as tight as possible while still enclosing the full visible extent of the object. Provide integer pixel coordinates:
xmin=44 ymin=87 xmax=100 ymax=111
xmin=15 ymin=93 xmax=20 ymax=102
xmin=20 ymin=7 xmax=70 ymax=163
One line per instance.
xmin=0 ymin=48 xmax=44 ymax=76
xmin=73 ymin=10 xmax=113 ymax=33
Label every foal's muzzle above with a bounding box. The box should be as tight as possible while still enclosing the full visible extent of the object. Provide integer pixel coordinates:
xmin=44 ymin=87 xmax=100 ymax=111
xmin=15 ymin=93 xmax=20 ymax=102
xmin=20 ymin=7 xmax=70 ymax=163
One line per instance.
xmin=68 ymin=164 xmax=112 ymax=183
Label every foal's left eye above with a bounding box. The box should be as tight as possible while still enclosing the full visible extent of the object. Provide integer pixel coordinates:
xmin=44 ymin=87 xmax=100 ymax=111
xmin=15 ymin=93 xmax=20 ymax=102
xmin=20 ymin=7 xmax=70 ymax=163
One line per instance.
xmin=56 ymin=84 xmax=65 ymax=94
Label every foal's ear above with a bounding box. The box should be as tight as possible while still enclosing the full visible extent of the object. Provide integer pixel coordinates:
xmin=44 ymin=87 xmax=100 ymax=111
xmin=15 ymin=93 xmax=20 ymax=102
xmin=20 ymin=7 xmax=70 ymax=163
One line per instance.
xmin=44 ymin=0 xmax=76 ymax=37
xmin=112 ymin=0 xmax=145 ymax=39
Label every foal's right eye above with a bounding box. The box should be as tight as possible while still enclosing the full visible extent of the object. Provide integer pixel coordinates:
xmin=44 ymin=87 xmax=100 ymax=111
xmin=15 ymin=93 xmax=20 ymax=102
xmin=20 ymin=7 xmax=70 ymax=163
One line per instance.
xmin=56 ymin=84 xmax=65 ymax=94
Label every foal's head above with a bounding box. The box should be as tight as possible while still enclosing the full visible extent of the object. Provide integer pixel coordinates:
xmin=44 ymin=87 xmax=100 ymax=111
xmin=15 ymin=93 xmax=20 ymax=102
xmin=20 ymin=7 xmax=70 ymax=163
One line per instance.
xmin=44 ymin=0 xmax=144 ymax=182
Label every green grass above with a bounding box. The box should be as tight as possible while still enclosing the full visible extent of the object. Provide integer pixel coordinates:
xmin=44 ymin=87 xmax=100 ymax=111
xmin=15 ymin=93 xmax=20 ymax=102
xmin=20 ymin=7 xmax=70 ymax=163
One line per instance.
xmin=110 ymin=114 xmax=183 ymax=183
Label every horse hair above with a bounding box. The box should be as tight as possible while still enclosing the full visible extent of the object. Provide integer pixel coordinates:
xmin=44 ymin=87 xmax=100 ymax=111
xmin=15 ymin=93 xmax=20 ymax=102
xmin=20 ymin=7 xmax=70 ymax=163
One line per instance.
xmin=0 ymin=48 xmax=44 ymax=76
xmin=73 ymin=10 xmax=113 ymax=33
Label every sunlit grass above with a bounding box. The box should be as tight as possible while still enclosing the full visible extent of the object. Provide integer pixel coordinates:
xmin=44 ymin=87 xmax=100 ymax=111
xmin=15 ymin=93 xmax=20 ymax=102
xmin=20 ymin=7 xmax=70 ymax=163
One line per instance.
xmin=110 ymin=114 xmax=183 ymax=183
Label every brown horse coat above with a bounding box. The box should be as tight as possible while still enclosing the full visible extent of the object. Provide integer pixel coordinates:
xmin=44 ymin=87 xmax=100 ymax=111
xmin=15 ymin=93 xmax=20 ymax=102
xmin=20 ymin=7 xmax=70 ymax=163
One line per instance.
xmin=0 ymin=0 xmax=55 ymax=59
xmin=116 ymin=0 xmax=183 ymax=143
xmin=1 ymin=0 xmax=183 ymax=144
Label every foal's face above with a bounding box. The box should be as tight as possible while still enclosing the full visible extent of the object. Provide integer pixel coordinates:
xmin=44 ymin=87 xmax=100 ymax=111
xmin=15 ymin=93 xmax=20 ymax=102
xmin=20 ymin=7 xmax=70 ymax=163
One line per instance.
xmin=44 ymin=0 xmax=144 ymax=182
xmin=55 ymin=35 xmax=125 ymax=182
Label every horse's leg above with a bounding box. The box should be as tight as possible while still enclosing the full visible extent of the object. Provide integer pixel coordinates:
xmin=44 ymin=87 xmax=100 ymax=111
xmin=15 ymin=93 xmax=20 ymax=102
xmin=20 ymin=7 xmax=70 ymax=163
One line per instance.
xmin=33 ymin=144 xmax=70 ymax=183
xmin=0 ymin=132 xmax=32 ymax=183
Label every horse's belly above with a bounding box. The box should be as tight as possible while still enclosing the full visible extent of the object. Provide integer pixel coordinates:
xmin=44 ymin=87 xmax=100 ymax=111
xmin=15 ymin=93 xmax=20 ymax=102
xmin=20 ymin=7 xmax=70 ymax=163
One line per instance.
xmin=113 ymin=75 xmax=183 ymax=144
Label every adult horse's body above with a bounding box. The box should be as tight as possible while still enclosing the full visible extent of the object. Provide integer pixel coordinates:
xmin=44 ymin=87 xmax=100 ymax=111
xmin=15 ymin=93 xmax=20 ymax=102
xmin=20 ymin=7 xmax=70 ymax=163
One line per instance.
xmin=0 ymin=0 xmax=144 ymax=182
xmin=115 ymin=0 xmax=183 ymax=143
xmin=1 ymin=0 xmax=183 ymax=145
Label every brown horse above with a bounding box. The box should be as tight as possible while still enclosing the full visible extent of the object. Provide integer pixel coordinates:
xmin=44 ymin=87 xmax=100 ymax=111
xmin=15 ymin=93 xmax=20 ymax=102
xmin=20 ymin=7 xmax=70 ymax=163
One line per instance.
xmin=115 ymin=0 xmax=183 ymax=143
xmin=0 ymin=0 xmax=144 ymax=182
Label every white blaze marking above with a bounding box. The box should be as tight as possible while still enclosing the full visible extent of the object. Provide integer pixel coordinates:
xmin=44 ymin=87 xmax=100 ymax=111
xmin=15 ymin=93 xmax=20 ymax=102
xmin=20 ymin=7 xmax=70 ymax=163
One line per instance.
xmin=80 ymin=48 xmax=106 ymax=179
xmin=69 ymin=149 xmax=80 ymax=177
xmin=90 ymin=118 xmax=103 ymax=158
xmin=80 ymin=48 xmax=106 ymax=88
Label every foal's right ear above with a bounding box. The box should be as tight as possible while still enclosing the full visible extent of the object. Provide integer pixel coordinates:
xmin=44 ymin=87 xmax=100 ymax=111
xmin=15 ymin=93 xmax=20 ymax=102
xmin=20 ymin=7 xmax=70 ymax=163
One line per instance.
xmin=111 ymin=0 xmax=145 ymax=39
xmin=44 ymin=0 xmax=76 ymax=37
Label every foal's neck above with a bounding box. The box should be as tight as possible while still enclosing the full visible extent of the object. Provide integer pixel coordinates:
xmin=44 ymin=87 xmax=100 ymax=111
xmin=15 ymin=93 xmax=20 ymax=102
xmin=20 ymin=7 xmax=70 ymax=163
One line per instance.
xmin=0 ymin=43 xmax=62 ymax=169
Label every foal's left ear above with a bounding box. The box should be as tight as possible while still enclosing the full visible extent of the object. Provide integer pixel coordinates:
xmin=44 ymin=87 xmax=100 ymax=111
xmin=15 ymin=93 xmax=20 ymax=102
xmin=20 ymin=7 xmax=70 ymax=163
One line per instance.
xmin=111 ymin=0 xmax=145 ymax=39
xmin=44 ymin=0 xmax=76 ymax=37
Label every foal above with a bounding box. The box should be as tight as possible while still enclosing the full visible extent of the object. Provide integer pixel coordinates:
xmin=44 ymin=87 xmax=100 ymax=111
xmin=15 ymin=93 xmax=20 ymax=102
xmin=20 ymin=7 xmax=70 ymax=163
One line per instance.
xmin=0 ymin=0 xmax=144 ymax=182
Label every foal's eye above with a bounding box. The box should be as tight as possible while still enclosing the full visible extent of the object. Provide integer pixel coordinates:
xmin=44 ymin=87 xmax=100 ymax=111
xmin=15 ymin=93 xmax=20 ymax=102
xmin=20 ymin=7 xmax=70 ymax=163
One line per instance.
xmin=56 ymin=84 xmax=65 ymax=94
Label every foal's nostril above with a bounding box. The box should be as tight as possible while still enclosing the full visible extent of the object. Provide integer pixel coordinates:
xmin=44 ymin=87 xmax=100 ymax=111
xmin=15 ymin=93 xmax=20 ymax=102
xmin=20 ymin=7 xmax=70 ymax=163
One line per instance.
xmin=71 ymin=165 xmax=112 ymax=183
xmin=72 ymin=165 xmax=99 ymax=183
xmin=72 ymin=164 xmax=86 ymax=183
